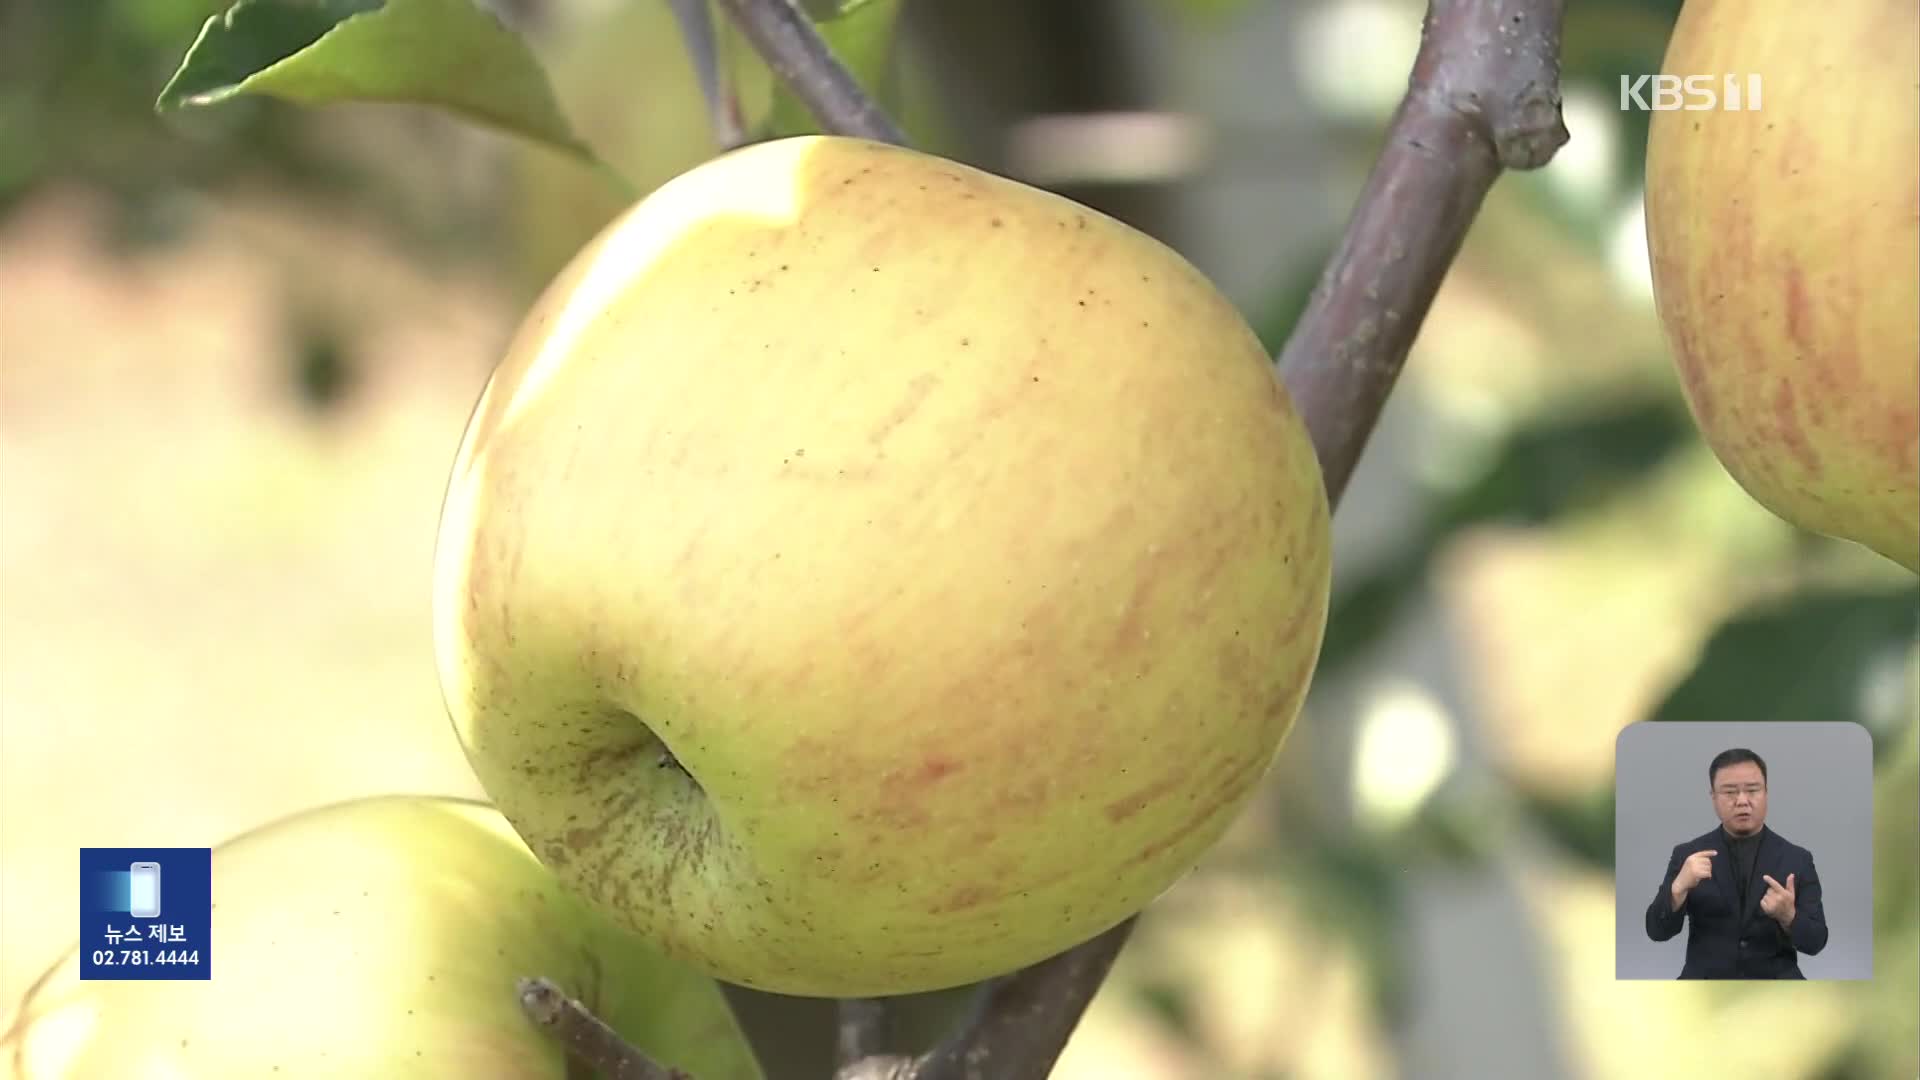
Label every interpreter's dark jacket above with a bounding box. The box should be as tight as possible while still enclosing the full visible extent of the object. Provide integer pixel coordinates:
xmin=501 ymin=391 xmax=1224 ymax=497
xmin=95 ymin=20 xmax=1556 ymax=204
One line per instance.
xmin=1644 ymin=824 xmax=1828 ymax=979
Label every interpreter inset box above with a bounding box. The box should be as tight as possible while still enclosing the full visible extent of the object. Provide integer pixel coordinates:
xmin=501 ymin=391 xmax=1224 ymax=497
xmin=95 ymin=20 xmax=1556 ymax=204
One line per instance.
xmin=1614 ymin=721 xmax=1872 ymax=980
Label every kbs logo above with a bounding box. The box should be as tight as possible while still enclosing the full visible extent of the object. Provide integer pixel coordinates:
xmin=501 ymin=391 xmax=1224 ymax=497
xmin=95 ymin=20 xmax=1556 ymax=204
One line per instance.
xmin=1619 ymin=74 xmax=1763 ymax=111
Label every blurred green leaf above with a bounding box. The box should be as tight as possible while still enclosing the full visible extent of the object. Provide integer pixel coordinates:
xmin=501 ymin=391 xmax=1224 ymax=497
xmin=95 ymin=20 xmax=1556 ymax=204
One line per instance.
xmin=1289 ymin=835 xmax=1411 ymax=1026
xmin=1518 ymin=784 xmax=1616 ymax=870
xmin=1408 ymin=796 xmax=1502 ymax=866
xmin=2 ymin=0 xmax=459 ymax=235
xmin=1873 ymin=737 xmax=1918 ymax=931
xmin=155 ymin=0 xmax=599 ymax=167
xmin=1148 ymin=0 xmax=1260 ymax=23
xmin=1317 ymin=555 xmax=1427 ymax=678
xmin=1650 ymin=586 xmax=1919 ymax=748
xmin=1317 ymin=394 xmax=1695 ymax=678
xmin=0 ymin=88 xmax=46 ymax=199
xmin=759 ymin=0 xmax=902 ymax=139
xmin=1251 ymin=232 xmax=1338 ymax=356
xmin=111 ymin=0 xmax=236 ymax=47
xmin=1435 ymin=396 xmax=1694 ymax=529
xmin=1129 ymin=977 xmax=1199 ymax=1044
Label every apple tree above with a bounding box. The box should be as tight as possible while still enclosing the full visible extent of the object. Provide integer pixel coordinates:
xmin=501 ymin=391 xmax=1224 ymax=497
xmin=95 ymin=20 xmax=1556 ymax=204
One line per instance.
xmin=2 ymin=0 xmax=1911 ymax=1078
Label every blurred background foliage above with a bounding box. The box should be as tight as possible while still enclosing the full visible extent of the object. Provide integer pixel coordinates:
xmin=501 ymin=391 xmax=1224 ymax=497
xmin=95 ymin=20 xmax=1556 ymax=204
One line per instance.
xmin=1 ymin=1 xmax=1914 ymax=1078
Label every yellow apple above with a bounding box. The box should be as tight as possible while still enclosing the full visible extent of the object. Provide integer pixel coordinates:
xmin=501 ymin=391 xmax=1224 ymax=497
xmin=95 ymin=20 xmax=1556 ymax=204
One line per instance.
xmin=1644 ymin=0 xmax=1919 ymax=572
xmin=431 ymin=134 xmax=1332 ymax=997
xmin=0 ymin=796 xmax=762 ymax=1079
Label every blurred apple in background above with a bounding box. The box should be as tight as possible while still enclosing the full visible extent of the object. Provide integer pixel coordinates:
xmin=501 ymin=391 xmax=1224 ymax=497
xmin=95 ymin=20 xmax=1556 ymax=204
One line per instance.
xmin=1 ymin=795 xmax=761 ymax=1080
xmin=1644 ymin=0 xmax=1920 ymax=573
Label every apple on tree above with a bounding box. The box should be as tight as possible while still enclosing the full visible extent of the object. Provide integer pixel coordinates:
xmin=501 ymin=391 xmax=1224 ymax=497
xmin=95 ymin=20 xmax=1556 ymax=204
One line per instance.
xmin=431 ymin=134 xmax=1334 ymax=998
xmin=0 ymin=796 xmax=762 ymax=1079
xmin=1644 ymin=0 xmax=1919 ymax=573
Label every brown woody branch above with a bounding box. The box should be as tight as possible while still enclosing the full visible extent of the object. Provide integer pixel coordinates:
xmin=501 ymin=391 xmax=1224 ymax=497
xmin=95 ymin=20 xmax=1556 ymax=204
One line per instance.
xmin=906 ymin=920 xmax=1133 ymax=1079
xmin=712 ymin=0 xmax=907 ymax=145
xmin=517 ymin=977 xmax=690 ymax=1079
xmin=530 ymin=0 xmax=1567 ymax=1076
xmin=1277 ymin=0 xmax=1569 ymax=498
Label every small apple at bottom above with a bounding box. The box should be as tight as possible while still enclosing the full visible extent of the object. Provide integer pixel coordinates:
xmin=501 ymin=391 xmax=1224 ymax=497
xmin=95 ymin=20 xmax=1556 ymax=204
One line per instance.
xmin=431 ymin=134 xmax=1333 ymax=998
xmin=0 ymin=795 xmax=762 ymax=1080
xmin=1644 ymin=0 xmax=1919 ymax=572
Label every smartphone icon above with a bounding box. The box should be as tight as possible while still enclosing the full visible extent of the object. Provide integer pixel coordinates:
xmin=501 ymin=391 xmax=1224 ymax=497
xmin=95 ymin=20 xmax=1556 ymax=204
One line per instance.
xmin=128 ymin=862 xmax=162 ymax=919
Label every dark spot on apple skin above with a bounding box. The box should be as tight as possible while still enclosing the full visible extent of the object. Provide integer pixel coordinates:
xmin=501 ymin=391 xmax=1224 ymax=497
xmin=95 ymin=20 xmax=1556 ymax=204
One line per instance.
xmin=916 ymin=756 xmax=962 ymax=784
xmin=928 ymin=883 xmax=992 ymax=915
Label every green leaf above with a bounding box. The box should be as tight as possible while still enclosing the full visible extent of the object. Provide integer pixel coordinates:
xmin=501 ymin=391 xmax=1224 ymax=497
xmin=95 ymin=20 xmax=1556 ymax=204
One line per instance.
xmin=760 ymin=0 xmax=903 ymax=138
xmin=1291 ymin=834 xmax=1412 ymax=1025
xmin=1872 ymin=736 xmax=1918 ymax=932
xmin=1146 ymin=0 xmax=1260 ymax=24
xmin=1314 ymin=394 xmax=1695 ymax=681
xmin=1649 ymin=586 xmax=1919 ymax=751
xmin=1433 ymin=396 xmax=1695 ymax=530
xmin=156 ymin=0 xmax=597 ymax=166
xmin=1517 ymin=784 xmax=1617 ymax=870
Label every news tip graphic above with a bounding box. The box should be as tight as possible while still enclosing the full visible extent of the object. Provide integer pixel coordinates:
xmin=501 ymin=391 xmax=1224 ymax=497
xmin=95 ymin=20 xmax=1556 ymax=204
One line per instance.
xmin=79 ymin=847 xmax=211 ymax=981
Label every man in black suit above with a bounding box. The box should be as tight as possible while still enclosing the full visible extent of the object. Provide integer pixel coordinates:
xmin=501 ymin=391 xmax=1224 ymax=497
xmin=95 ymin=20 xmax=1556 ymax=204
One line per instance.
xmin=1644 ymin=747 xmax=1829 ymax=978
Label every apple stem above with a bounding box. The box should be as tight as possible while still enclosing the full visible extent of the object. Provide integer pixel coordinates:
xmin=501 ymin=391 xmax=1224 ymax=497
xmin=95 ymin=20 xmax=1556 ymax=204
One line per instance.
xmin=1276 ymin=0 xmax=1570 ymax=502
xmin=517 ymin=976 xmax=692 ymax=1079
xmin=712 ymin=0 xmax=908 ymax=145
xmin=666 ymin=0 xmax=751 ymax=151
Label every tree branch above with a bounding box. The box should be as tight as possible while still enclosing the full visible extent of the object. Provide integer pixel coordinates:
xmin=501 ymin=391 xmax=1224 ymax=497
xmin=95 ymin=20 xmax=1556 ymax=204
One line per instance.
xmin=712 ymin=0 xmax=907 ymax=144
xmin=517 ymin=976 xmax=691 ymax=1080
xmin=908 ymin=920 xmax=1130 ymax=1080
xmin=1277 ymin=0 xmax=1569 ymax=498
xmin=829 ymin=921 xmax=1130 ymax=1080
xmin=668 ymin=0 xmax=749 ymax=150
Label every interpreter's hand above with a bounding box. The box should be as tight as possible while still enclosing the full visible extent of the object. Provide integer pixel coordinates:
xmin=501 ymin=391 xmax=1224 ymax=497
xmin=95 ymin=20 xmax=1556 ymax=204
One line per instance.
xmin=1674 ymin=849 xmax=1718 ymax=893
xmin=1760 ymin=873 xmax=1797 ymax=926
